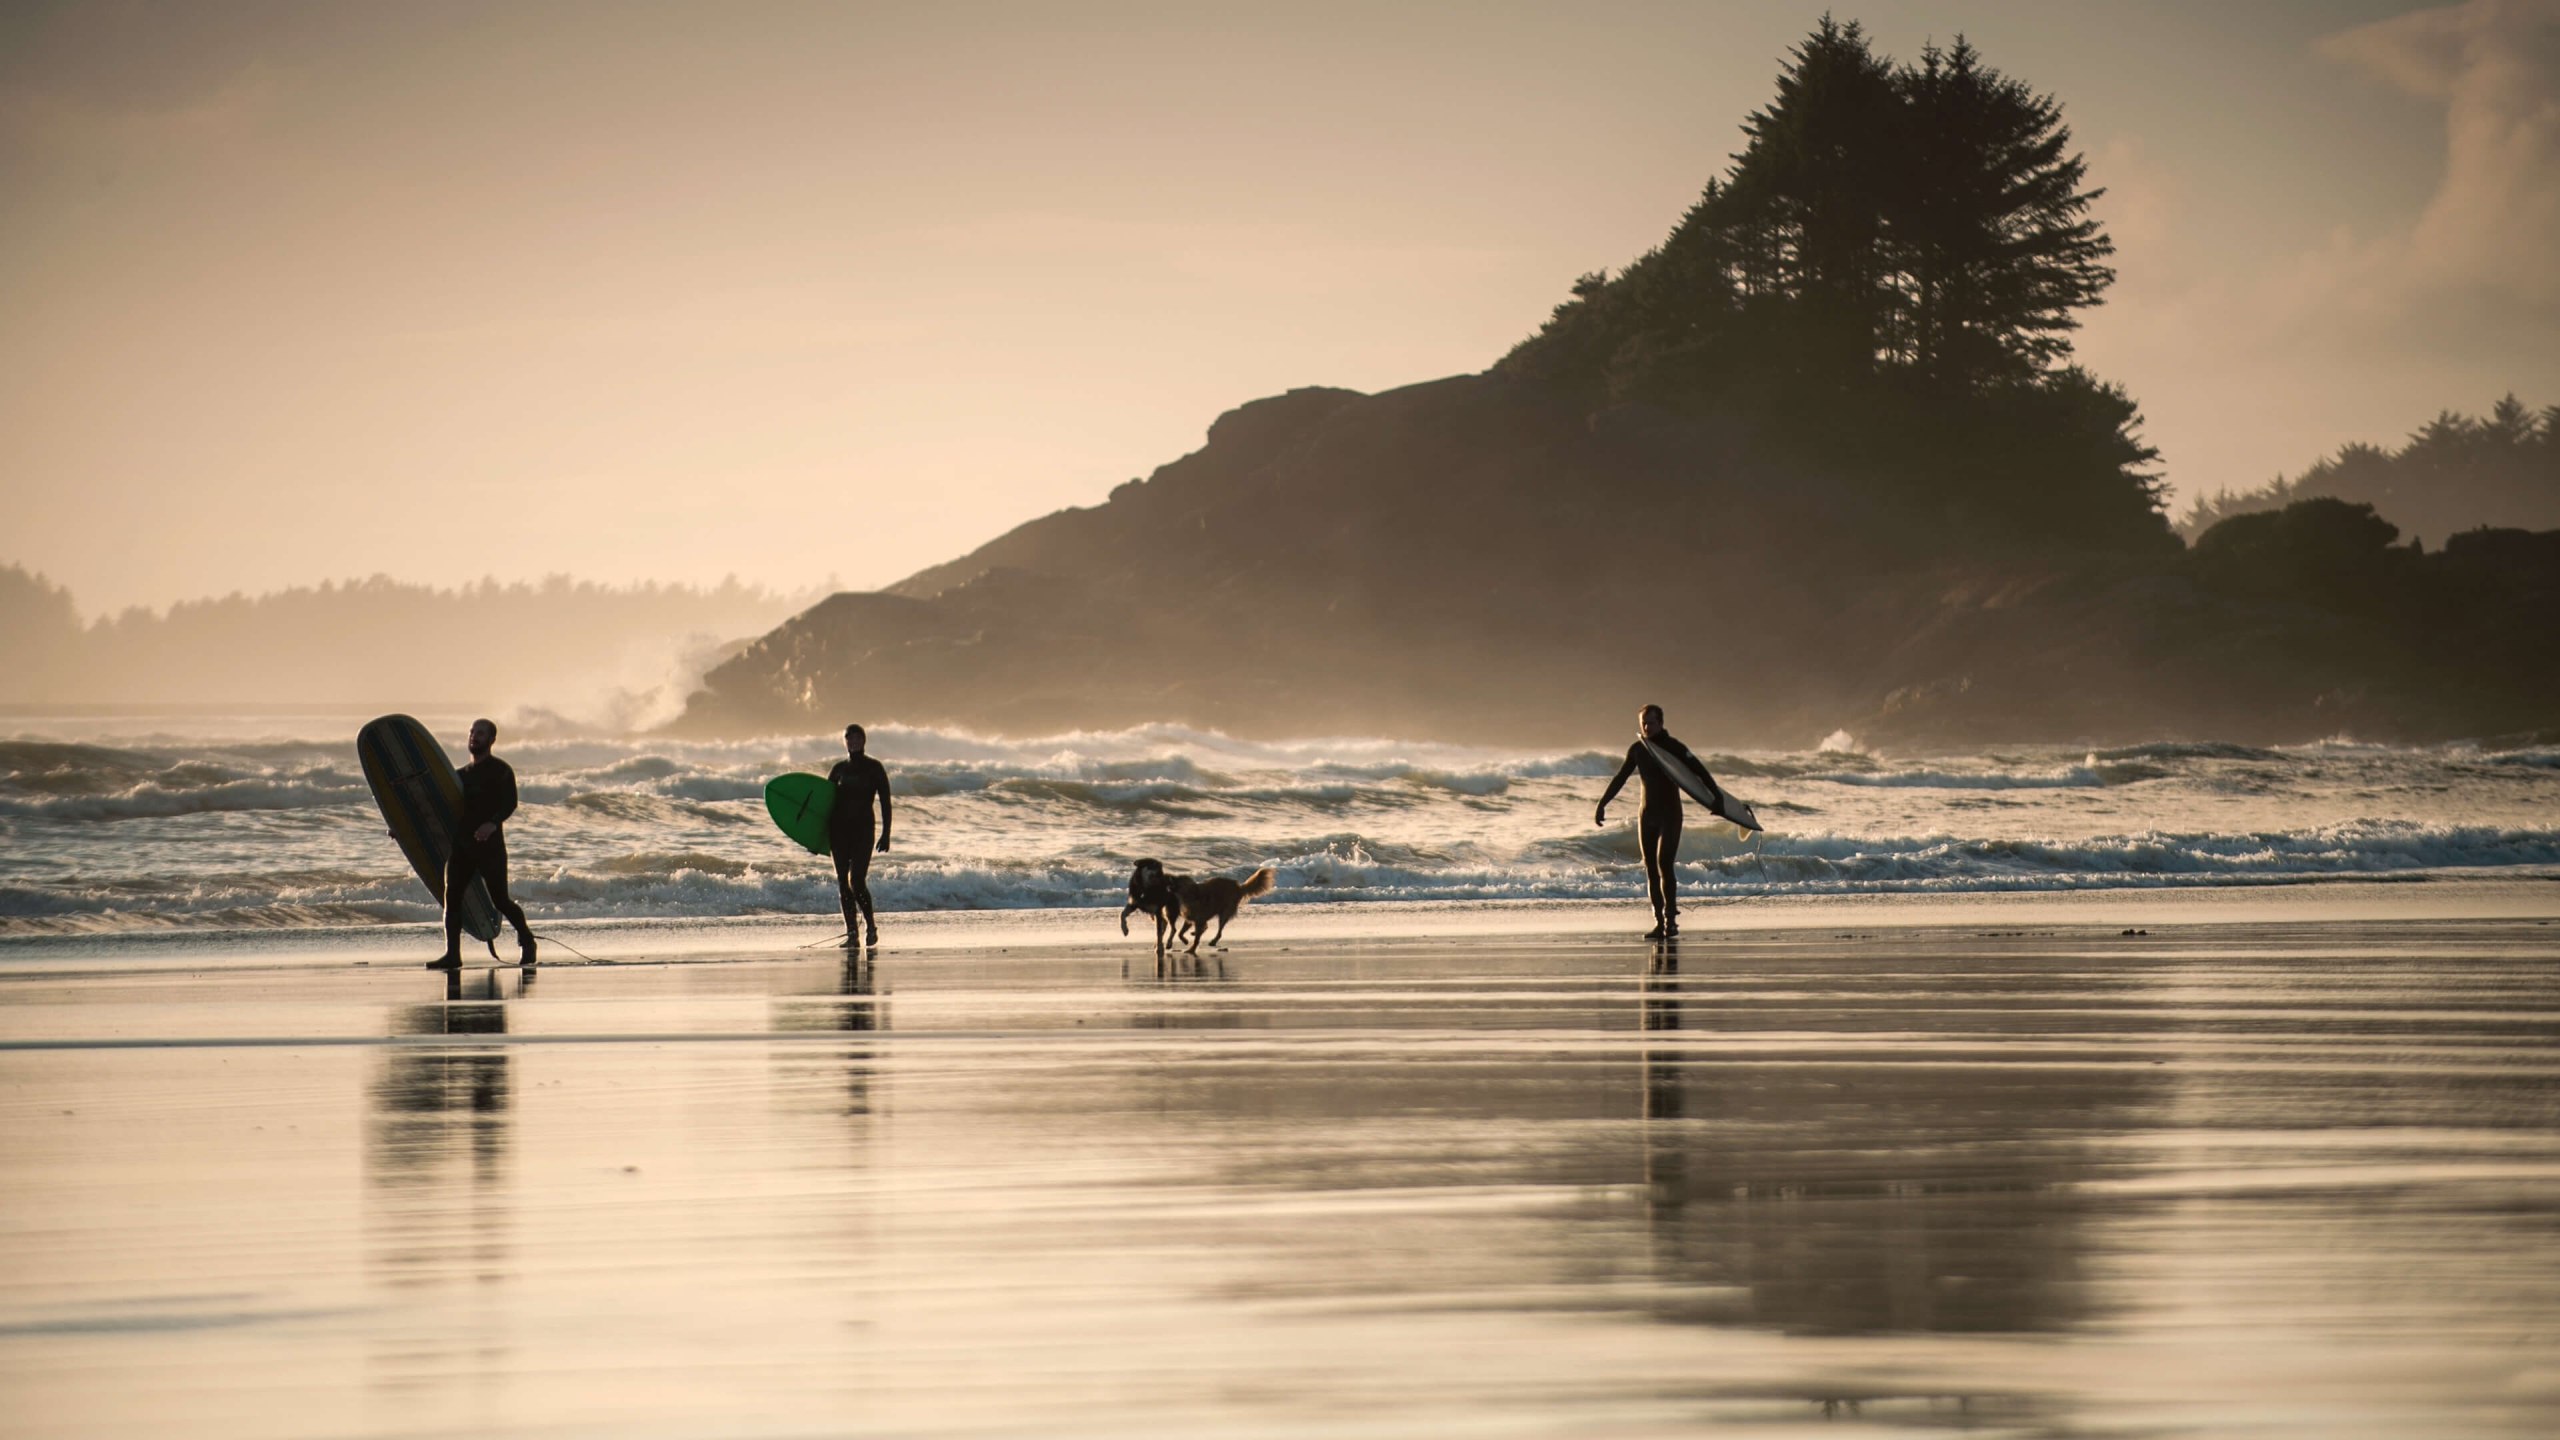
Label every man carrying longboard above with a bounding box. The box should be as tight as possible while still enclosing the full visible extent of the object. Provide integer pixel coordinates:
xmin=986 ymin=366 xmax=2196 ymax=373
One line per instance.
xmin=829 ymin=724 xmax=894 ymax=948
xmin=1595 ymin=704 xmax=1729 ymax=940
xmin=434 ymin=718 xmax=535 ymax=969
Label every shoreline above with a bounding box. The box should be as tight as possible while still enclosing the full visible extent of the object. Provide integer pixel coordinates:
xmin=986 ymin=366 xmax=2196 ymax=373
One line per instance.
xmin=7 ymin=875 xmax=2553 ymax=973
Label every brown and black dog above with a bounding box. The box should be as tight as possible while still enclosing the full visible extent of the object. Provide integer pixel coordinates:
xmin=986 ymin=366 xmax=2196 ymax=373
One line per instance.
xmin=1120 ymin=858 xmax=1189 ymax=955
xmin=1171 ymin=866 xmax=1275 ymax=953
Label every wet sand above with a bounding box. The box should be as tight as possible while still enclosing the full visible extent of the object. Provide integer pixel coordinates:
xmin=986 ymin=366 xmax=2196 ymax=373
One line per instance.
xmin=4 ymin=885 xmax=2558 ymax=1436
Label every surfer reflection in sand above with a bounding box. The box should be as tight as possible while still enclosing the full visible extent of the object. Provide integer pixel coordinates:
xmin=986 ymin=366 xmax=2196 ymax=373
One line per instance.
xmin=1595 ymin=704 xmax=1725 ymax=940
xmin=829 ymin=724 xmax=894 ymax=949
xmin=433 ymin=718 xmax=535 ymax=969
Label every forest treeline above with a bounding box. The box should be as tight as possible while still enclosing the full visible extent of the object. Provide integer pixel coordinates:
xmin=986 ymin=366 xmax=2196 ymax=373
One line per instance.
xmin=1497 ymin=19 xmax=2164 ymax=552
xmin=2178 ymin=395 xmax=2560 ymax=545
xmin=0 ymin=568 xmax=818 ymax=714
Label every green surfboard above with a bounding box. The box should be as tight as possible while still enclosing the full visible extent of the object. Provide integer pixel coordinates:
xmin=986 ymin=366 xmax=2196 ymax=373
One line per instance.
xmin=765 ymin=772 xmax=835 ymax=855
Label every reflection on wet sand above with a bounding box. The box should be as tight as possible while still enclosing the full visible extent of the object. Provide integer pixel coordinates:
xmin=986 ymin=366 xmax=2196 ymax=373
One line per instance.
xmin=1129 ymin=947 xmax=1231 ymax=985
xmin=4 ymin=916 xmax=2553 ymax=1437
xmin=1070 ymin=934 xmax=2162 ymax=1355
xmin=1637 ymin=938 xmax=2147 ymax=1335
xmin=770 ymin=954 xmax=885 ymax=1118
xmin=366 ymin=968 xmax=519 ymax=1401
xmin=1129 ymin=945 xmax=1254 ymax=1034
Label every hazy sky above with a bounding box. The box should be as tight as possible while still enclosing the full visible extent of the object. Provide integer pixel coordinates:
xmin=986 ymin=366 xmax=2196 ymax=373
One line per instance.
xmin=5 ymin=0 xmax=2555 ymax=613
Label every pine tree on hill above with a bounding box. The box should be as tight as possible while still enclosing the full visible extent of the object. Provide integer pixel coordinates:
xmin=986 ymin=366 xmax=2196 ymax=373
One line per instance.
xmin=1889 ymin=38 xmax=2113 ymax=389
xmin=1500 ymin=20 xmax=2164 ymax=551
xmin=1721 ymin=16 xmax=1905 ymax=379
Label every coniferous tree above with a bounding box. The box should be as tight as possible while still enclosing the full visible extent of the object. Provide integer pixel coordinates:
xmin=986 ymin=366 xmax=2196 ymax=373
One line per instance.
xmin=1498 ymin=19 xmax=2164 ymax=550
xmin=1890 ymin=38 xmax=2113 ymax=389
xmin=1718 ymin=16 xmax=1904 ymax=378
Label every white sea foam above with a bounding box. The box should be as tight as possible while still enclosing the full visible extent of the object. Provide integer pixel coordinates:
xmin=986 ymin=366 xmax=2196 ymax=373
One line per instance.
xmin=0 ymin=777 xmax=369 ymax=821
xmin=1809 ymin=763 xmax=2106 ymax=790
xmin=2486 ymin=749 xmax=2560 ymax=770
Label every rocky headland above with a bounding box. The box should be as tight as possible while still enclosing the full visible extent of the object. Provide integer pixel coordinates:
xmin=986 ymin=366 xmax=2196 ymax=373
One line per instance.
xmin=671 ymin=22 xmax=2559 ymax=747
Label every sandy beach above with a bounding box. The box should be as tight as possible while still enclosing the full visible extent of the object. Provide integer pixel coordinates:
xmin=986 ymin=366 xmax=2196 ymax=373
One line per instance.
xmin=3 ymin=881 xmax=2556 ymax=1437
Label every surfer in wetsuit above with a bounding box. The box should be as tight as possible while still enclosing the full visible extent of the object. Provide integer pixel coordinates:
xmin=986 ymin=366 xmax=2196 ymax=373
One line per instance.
xmin=1595 ymin=704 xmax=1723 ymax=940
xmin=433 ymin=717 xmax=536 ymax=968
xmin=828 ymin=724 xmax=893 ymax=948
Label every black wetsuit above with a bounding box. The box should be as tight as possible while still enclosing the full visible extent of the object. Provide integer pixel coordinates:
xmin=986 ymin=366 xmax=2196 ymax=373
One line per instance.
xmin=447 ymin=754 xmax=532 ymax=953
xmin=827 ymin=754 xmax=893 ymax=939
xmin=1599 ymin=733 xmax=1719 ymax=927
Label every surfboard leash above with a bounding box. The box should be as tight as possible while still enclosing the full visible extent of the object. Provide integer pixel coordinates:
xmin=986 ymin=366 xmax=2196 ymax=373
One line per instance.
xmin=529 ymin=929 xmax=608 ymax=964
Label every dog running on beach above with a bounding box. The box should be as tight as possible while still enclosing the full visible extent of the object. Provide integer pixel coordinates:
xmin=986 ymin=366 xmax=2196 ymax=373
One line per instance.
xmin=1171 ymin=866 xmax=1275 ymax=953
xmin=1120 ymin=858 xmax=1189 ymax=955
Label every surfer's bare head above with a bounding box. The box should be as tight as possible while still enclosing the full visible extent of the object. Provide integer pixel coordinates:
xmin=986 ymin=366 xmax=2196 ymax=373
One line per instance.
xmin=468 ymin=718 xmax=496 ymax=756
xmin=1638 ymin=705 xmax=1664 ymax=740
xmin=844 ymin=723 xmax=866 ymax=756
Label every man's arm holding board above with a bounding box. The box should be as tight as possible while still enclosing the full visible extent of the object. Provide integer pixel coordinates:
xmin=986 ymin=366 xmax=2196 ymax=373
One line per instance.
xmin=1595 ymin=745 xmax=1641 ymax=825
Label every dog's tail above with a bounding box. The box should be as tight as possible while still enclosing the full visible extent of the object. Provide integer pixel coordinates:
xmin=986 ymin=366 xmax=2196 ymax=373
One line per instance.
xmin=1238 ymin=866 xmax=1275 ymax=901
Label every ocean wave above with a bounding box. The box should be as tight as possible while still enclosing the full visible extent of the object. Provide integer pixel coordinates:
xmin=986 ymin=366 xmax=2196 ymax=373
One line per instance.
xmin=505 ymin=852 xmax=1615 ymax=914
xmin=1087 ymin=756 xmax=1228 ymax=784
xmin=12 ymin=820 xmax=2550 ymax=929
xmin=1707 ymin=752 xmax=1870 ymax=779
xmin=888 ymin=755 xmax=1228 ymax=797
xmin=557 ymin=791 xmax=754 ymax=826
xmin=659 ymin=774 xmax=769 ymax=802
xmin=1708 ymin=821 xmax=2560 ymax=887
xmin=2094 ymin=741 xmax=2280 ymax=762
xmin=1393 ymin=769 xmax=1511 ymax=797
xmin=0 ymin=903 xmax=423 ymax=937
xmin=951 ymin=774 xmax=1425 ymax=814
xmin=0 ymin=740 xmax=173 ymax=796
xmin=587 ymin=849 xmax=760 ymax=877
xmin=586 ymin=755 xmax=685 ymax=783
xmin=895 ymin=768 xmax=995 ymax=798
xmin=2484 ymin=749 xmax=2560 ymax=770
xmin=0 ymin=776 xmax=369 ymax=821
xmin=547 ymin=821 xmax=2560 ymax=911
xmin=1809 ymin=764 xmax=2106 ymax=790
xmin=1513 ymin=751 xmax=1623 ymax=779
xmin=0 ymin=870 xmax=441 ymax=927
xmin=988 ymin=777 xmax=1227 ymax=815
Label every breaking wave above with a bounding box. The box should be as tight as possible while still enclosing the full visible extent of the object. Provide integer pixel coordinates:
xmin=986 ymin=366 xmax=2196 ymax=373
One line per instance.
xmin=1811 ymin=764 xmax=2106 ymax=790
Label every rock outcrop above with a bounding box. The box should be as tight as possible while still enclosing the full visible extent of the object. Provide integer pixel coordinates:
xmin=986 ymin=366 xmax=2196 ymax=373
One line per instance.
xmin=671 ymin=379 xmax=2560 ymax=745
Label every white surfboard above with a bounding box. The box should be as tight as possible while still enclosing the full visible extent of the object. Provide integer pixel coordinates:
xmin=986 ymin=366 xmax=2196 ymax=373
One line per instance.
xmin=1641 ymin=738 xmax=1762 ymax=833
